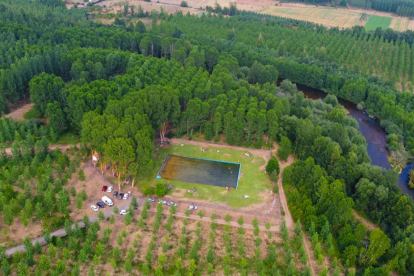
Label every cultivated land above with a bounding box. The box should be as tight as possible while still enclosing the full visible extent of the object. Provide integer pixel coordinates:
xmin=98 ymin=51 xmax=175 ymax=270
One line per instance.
xmin=364 ymin=15 xmax=392 ymax=31
xmin=76 ymin=0 xmax=414 ymax=31
xmin=260 ymin=3 xmax=414 ymax=31
xmin=146 ymin=140 xmax=274 ymax=208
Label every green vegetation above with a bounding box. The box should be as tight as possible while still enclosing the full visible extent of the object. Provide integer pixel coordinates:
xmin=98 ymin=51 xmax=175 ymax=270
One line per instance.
xmin=146 ymin=144 xmax=270 ymax=208
xmin=364 ymin=15 xmax=392 ymax=31
xmin=0 ymin=0 xmax=414 ymax=275
xmin=22 ymin=108 xmax=42 ymax=120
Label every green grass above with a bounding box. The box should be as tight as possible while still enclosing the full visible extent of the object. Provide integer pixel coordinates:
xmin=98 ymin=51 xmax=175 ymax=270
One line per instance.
xmin=140 ymin=144 xmax=272 ymax=208
xmin=23 ymin=107 xmax=42 ymax=120
xmin=364 ymin=15 xmax=392 ymax=31
xmin=56 ymin=132 xmax=80 ymax=145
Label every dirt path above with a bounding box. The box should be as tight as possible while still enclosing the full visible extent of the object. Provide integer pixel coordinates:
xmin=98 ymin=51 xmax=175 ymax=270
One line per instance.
xmin=4 ymin=103 xmax=33 ymax=121
xmin=170 ymin=138 xmax=272 ymax=162
xmin=271 ymin=143 xmax=317 ymax=276
xmin=353 ymin=211 xmax=378 ymax=231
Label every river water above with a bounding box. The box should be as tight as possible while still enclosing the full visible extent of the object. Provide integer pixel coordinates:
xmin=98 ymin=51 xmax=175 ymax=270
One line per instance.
xmin=294 ymin=84 xmax=414 ymax=200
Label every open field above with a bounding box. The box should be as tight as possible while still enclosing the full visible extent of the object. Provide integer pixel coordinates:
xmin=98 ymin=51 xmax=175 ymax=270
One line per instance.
xmin=260 ymin=5 xmax=362 ymax=28
xmin=389 ymin=17 xmax=410 ymax=32
xmin=69 ymin=0 xmax=414 ymax=30
xmin=364 ymin=15 xmax=392 ymax=30
xmin=145 ymin=141 xmax=274 ymax=208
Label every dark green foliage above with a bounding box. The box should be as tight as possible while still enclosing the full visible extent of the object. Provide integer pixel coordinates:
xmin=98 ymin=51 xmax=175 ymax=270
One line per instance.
xmin=154 ymin=182 xmax=167 ymax=197
xmin=266 ymin=156 xmax=280 ymax=175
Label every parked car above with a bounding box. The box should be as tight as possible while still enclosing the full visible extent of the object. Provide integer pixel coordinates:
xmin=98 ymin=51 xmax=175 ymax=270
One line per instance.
xmin=167 ymin=201 xmax=177 ymax=207
xmin=118 ymin=193 xmax=124 ymax=200
xmin=158 ymin=200 xmax=167 ymax=204
xmin=102 ymin=196 xmax=113 ymax=206
xmin=147 ymin=198 xmax=155 ymax=202
xmin=113 ymin=191 xmax=118 ymax=198
xmin=96 ymin=202 xmax=105 ymax=208
xmin=102 ymin=186 xmax=108 ymax=192
xmin=123 ymin=193 xmax=129 ymax=200
xmin=188 ymin=205 xmax=198 ymax=211
xmin=107 ymin=186 xmax=114 ymax=193
xmin=119 ymin=210 xmax=129 ymax=215
xmin=91 ymin=205 xmax=99 ymax=212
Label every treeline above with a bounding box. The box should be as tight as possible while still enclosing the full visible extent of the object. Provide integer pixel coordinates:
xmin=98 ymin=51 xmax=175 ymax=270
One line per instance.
xmin=348 ymin=0 xmax=414 ymax=17
xmin=283 ymin=0 xmax=414 ymax=17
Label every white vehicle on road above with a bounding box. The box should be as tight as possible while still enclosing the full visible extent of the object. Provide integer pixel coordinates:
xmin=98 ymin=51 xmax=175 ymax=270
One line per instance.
xmin=123 ymin=193 xmax=129 ymax=200
xmin=119 ymin=210 xmax=129 ymax=215
xmin=158 ymin=200 xmax=167 ymax=204
xmin=91 ymin=205 xmax=99 ymax=212
xmin=102 ymin=196 xmax=113 ymax=206
xmin=107 ymin=186 xmax=114 ymax=193
xmin=188 ymin=205 xmax=198 ymax=211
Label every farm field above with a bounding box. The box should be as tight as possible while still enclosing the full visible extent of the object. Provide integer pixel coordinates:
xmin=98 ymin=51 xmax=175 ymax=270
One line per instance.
xmin=144 ymin=140 xmax=274 ymax=208
xmin=260 ymin=5 xmax=362 ymax=28
xmin=364 ymin=15 xmax=392 ymax=31
xmin=389 ymin=17 xmax=410 ymax=31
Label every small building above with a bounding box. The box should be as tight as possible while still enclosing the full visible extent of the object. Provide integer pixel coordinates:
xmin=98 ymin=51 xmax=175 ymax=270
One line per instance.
xmin=92 ymin=153 xmax=100 ymax=162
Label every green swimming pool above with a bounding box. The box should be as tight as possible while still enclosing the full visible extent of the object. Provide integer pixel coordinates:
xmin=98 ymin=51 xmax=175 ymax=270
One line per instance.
xmin=158 ymin=155 xmax=241 ymax=189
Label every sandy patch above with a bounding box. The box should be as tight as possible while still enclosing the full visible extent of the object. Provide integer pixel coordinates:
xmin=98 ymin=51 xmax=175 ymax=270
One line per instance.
xmin=4 ymin=103 xmax=34 ymax=121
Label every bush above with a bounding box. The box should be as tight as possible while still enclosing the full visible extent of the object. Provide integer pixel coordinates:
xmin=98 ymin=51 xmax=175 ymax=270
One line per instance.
xmin=143 ymin=186 xmax=154 ymax=196
xmin=155 ymin=182 xmax=167 ymax=197
xmin=270 ymin=170 xmax=279 ymax=182
xmin=266 ymin=156 xmax=280 ymax=175
xmin=181 ymin=1 xmax=188 ymax=7
xmin=78 ymin=169 xmax=85 ymax=181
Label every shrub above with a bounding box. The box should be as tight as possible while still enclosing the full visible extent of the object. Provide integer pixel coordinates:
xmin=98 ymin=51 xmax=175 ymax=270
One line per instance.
xmin=155 ymin=183 xmax=167 ymax=197
xmin=78 ymin=169 xmax=85 ymax=181
xmin=181 ymin=1 xmax=188 ymax=7
xmin=143 ymin=186 xmax=154 ymax=196
xmin=266 ymin=156 xmax=280 ymax=175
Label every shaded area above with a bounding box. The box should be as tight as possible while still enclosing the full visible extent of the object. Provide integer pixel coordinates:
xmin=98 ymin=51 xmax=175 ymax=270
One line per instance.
xmin=161 ymin=155 xmax=241 ymax=188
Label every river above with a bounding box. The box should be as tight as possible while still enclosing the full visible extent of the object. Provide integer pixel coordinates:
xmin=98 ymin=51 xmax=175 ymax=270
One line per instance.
xmin=295 ymin=84 xmax=414 ymax=200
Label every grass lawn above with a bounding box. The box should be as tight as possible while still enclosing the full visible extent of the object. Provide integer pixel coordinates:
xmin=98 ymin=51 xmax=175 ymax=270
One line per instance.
xmin=23 ymin=107 xmax=42 ymax=120
xmin=56 ymin=132 xmax=80 ymax=144
xmin=364 ymin=15 xmax=392 ymax=31
xmin=140 ymin=143 xmax=272 ymax=208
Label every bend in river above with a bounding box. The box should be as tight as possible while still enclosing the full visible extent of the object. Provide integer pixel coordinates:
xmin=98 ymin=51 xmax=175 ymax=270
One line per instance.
xmin=295 ymin=83 xmax=414 ymax=200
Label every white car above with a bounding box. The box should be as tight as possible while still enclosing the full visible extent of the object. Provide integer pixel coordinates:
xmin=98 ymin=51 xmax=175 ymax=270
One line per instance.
xmin=102 ymin=196 xmax=114 ymax=206
xmin=123 ymin=193 xmax=129 ymax=200
xmin=147 ymin=198 xmax=155 ymax=202
xmin=188 ymin=205 xmax=198 ymax=211
xmin=158 ymin=200 xmax=167 ymax=204
xmin=167 ymin=201 xmax=177 ymax=207
xmin=91 ymin=205 xmax=99 ymax=212
xmin=107 ymin=186 xmax=114 ymax=193
xmin=119 ymin=210 xmax=129 ymax=215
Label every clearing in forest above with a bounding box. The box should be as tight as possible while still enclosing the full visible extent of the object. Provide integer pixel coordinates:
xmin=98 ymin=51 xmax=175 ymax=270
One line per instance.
xmin=364 ymin=15 xmax=392 ymax=30
xmin=145 ymin=142 xmax=273 ymax=208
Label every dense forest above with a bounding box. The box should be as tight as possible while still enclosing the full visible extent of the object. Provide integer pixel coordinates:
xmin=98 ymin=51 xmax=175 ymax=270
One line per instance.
xmin=283 ymin=0 xmax=414 ymax=17
xmin=0 ymin=0 xmax=414 ymax=275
